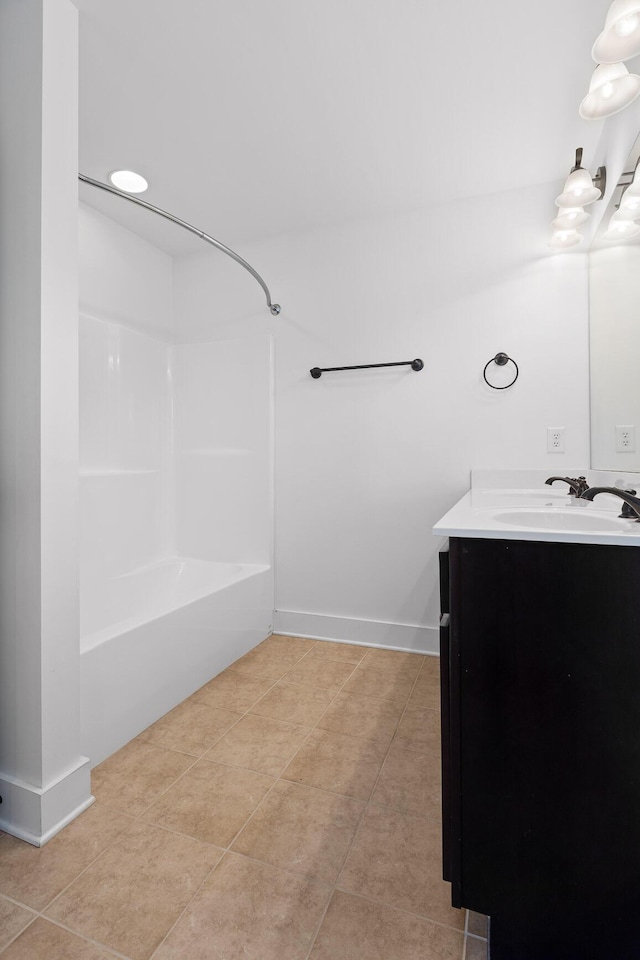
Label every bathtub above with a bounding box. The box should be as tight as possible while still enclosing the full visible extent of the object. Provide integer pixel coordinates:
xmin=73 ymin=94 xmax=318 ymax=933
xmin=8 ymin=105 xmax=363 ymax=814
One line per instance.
xmin=80 ymin=557 xmax=273 ymax=766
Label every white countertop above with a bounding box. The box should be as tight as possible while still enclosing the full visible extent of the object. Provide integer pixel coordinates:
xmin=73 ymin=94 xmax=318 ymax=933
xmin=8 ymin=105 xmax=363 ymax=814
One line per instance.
xmin=433 ymin=483 xmax=640 ymax=547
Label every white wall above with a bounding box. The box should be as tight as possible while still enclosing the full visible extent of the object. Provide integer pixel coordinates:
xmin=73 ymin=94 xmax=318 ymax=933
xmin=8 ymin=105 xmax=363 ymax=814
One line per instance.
xmin=174 ymin=182 xmax=590 ymax=651
xmin=0 ymin=0 xmax=92 ymax=845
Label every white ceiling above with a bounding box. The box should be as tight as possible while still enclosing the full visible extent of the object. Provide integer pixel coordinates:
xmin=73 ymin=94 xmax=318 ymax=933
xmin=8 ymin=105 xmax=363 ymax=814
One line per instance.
xmin=75 ymin=0 xmax=608 ymax=255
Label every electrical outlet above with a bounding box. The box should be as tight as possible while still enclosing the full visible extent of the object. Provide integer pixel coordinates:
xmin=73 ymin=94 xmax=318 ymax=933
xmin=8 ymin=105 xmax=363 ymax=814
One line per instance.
xmin=615 ymin=425 xmax=636 ymax=453
xmin=547 ymin=427 xmax=565 ymax=453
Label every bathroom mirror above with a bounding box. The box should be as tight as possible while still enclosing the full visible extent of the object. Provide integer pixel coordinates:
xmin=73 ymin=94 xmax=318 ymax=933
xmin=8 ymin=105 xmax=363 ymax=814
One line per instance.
xmin=589 ymin=132 xmax=640 ymax=472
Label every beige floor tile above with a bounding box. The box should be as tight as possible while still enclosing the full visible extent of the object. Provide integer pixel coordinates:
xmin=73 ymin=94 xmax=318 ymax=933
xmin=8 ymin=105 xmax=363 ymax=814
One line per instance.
xmin=91 ymin=739 xmax=193 ymax=816
xmin=317 ymin=693 xmax=404 ymax=745
xmin=0 ymin=898 xmax=35 ymax=951
xmin=465 ymin=936 xmax=489 ymax=959
xmin=420 ymin=654 xmax=441 ymax=676
xmin=283 ymin=729 xmax=387 ymax=800
xmin=307 ymin=641 xmax=370 ymax=663
xmin=136 ymin=699 xmax=241 ymax=756
xmin=45 ymin=820 xmax=221 ymax=960
xmin=232 ymin=780 xmax=364 ymax=884
xmin=142 ymin=759 xmax=274 ymax=846
xmin=204 ymin=714 xmax=310 ymax=776
xmin=249 ymin=681 xmax=335 ymax=726
xmin=357 ymin=656 xmax=423 ymax=683
xmin=371 ymin=740 xmax=442 ymax=818
xmin=154 ymin=852 xmax=331 ymax=960
xmin=409 ymin=666 xmax=441 ymax=709
xmin=258 ymin=635 xmax=316 ymax=658
xmin=0 ymin=918 xmax=115 ymax=960
xmin=231 ymin=647 xmax=304 ymax=680
xmin=395 ymin=704 xmax=441 ymax=755
xmin=342 ymin=665 xmax=416 ymax=703
xmin=339 ymin=805 xmax=464 ymax=929
xmin=467 ymin=911 xmax=489 ymax=938
xmin=191 ymin=670 xmax=274 ymax=711
xmin=0 ymin=804 xmax=132 ymax=911
xmin=361 ymin=649 xmax=424 ymax=677
xmin=309 ymin=890 xmax=464 ymax=960
xmin=282 ymin=657 xmax=357 ymax=691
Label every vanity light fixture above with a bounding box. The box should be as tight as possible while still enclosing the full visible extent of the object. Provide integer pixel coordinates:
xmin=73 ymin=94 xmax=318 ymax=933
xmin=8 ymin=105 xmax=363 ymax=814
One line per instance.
xmin=548 ymin=229 xmax=582 ymax=250
xmin=551 ymin=207 xmax=590 ymax=230
xmin=592 ymin=0 xmax=640 ymax=63
xmin=616 ymin=163 xmax=640 ymax=217
xmin=108 ymin=169 xmax=149 ymax=193
xmin=603 ymin=212 xmax=640 ymax=240
xmin=549 ymin=149 xmax=606 ymax=252
xmin=555 ymin=151 xmax=605 ymax=208
xmin=616 ymin=191 xmax=640 ymax=218
xmin=579 ymin=62 xmax=640 ymax=119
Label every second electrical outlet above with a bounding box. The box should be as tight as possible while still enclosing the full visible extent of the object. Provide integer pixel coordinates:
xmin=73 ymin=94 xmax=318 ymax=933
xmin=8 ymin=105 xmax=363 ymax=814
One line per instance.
xmin=547 ymin=427 xmax=565 ymax=453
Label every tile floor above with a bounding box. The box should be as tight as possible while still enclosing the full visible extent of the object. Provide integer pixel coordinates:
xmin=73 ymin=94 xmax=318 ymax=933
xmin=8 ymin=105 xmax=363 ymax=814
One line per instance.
xmin=0 ymin=635 xmax=488 ymax=959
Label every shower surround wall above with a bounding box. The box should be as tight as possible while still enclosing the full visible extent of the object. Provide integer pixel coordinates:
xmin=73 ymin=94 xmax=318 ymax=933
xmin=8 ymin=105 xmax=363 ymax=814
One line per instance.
xmin=78 ymin=205 xmax=273 ymax=765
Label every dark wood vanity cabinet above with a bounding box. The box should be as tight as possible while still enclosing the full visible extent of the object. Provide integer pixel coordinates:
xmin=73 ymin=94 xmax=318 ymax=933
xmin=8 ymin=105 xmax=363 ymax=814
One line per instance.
xmin=440 ymin=537 xmax=640 ymax=960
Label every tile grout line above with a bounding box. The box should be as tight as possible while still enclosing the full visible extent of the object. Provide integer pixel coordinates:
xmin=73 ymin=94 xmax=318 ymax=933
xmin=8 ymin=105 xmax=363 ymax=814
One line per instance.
xmin=0 ymin=894 xmax=39 ymax=957
xmin=0 ymin=893 xmax=39 ymax=914
xmin=38 ymin=917 xmax=134 ymax=959
xmin=307 ymin=885 xmax=471 ymax=943
xmin=0 ymin=915 xmax=38 ymax=957
xmin=0 ymin=908 xmax=133 ymax=960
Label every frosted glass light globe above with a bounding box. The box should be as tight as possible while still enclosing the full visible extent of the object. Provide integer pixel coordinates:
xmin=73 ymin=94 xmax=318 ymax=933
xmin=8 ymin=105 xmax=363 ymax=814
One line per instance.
xmin=615 ymin=12 xmax=639 ymax=35
xmin=551 ymin=207 xmax=590 ymax=230
xmin=617 ymin=192 xmax=640 ymax=219
xmin=580 ymin=62 xmax=640 ymax=119
xmin=548 ymin=229 xmax=582 ymax=250
xmin=556 ymin=168 xmax=601 ymax=208
xmin=593 ymin=0 xmax=640 ymax=62
xmin=604 ymin=213 xmax=640 ymax=240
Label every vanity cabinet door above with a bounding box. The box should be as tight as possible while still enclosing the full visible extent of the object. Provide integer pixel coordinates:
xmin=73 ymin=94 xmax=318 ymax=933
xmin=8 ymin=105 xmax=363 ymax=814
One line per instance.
xmin=445 ymin=535 xmax=640 ymax=955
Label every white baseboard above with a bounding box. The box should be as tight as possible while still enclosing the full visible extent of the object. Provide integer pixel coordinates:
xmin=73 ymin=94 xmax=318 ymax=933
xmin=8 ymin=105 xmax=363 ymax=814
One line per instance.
xmin=273 ymin=610 xmax=438 ymax=655
xmin=0 ymin=756 xmax=93 ymax=846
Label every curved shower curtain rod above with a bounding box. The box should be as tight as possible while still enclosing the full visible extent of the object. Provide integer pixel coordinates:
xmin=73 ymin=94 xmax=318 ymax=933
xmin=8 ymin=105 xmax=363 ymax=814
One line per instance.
xmin=78 ymin=174 xmax=281 ymax=316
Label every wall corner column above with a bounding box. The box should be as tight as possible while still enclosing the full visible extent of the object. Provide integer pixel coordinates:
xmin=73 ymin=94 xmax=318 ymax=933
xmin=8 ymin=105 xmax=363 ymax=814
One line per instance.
xmin=0 ymin=0 xmax=92 ymax=845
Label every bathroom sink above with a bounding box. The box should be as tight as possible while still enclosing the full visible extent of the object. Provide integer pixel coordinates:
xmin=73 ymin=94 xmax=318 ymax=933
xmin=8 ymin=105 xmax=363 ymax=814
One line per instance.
xmin=493 ymin=508 xmax=630 ymax=533
xmin=435 ymin=485 xmax=640 ymax=545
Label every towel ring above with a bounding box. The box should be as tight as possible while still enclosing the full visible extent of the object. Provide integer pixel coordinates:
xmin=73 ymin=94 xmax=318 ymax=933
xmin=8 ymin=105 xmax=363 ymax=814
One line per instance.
xmin=483 ymin=353 xmax=519 ymax=390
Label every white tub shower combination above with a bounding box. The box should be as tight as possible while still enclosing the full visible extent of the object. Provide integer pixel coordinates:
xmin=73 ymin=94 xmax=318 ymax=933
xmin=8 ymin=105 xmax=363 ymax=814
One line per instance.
xmin=78 ymin=205 xmax=273 ymax=766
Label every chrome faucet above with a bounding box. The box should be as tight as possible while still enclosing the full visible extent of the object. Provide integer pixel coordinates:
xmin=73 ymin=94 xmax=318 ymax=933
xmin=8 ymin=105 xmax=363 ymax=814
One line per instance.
xmin=579 ymin=487 xmax=640 ymax=521
xmin=545 ymin=476 xmax=590 ymax=497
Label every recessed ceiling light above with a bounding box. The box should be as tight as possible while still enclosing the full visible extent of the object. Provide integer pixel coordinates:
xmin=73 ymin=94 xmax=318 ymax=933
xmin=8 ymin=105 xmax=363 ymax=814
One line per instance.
xmin=108 ymin=170 xmax=148 ymax=193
